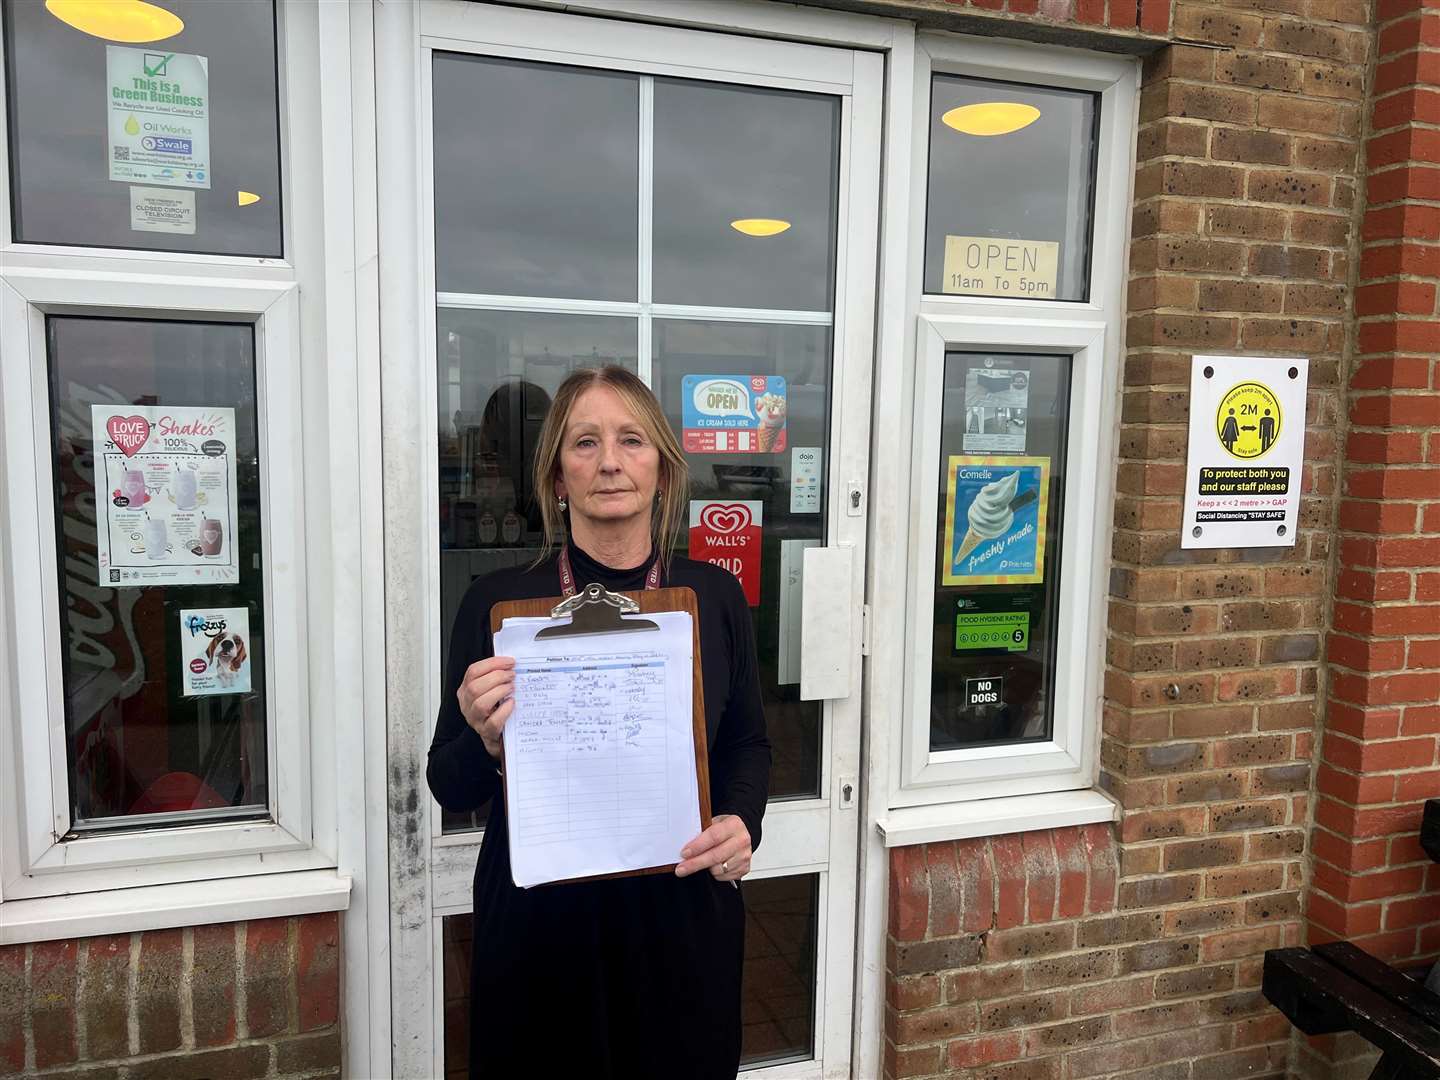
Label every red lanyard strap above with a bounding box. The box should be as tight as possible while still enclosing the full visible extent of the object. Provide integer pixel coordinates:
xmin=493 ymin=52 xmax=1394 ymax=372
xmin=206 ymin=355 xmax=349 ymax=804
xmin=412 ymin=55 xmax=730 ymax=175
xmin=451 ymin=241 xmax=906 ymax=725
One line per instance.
xmin=557 ymin=544 xmax=661 ymax=598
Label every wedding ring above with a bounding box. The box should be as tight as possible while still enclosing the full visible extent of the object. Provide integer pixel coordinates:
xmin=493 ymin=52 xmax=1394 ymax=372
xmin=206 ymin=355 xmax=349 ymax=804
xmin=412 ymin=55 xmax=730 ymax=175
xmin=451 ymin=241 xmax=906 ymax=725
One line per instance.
xmin=722 ymin=860 xmax=730 ymax=873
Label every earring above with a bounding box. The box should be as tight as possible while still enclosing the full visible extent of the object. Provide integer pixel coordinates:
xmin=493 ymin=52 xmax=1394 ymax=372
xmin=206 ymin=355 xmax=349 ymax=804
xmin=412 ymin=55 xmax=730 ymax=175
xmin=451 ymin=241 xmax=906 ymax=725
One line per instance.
xmin=558 ymin=496 xmax=567 ymax=512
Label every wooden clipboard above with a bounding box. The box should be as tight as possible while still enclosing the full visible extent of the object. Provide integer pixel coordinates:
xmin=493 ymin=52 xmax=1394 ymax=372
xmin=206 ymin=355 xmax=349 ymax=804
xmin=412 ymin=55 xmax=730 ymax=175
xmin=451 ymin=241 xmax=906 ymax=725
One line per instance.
xmin=489 ymin=584 xmax=711 ymax=884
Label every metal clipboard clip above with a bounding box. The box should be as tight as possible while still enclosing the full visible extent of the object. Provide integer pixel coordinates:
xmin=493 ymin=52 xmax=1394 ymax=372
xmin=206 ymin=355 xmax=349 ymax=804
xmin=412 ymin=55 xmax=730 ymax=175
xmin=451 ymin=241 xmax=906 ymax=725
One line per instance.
xmin=538 ymin=582 xmax=660 ymax=639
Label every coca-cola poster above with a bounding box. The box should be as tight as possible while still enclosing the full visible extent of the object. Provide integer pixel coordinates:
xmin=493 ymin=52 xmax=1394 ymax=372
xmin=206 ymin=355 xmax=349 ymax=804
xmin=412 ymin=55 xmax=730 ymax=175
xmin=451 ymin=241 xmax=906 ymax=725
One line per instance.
xmin=91 ymin=405 xmax=239 ymax=586
xmin=688 ymin=500 xmax=763 ymax=606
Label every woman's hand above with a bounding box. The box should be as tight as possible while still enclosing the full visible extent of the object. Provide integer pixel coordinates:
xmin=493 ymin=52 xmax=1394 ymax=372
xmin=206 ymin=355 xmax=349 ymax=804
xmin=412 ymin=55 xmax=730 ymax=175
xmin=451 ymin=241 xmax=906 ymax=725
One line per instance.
xmin=457 ymin=656 xmax=515 ymax=761
xmin=675 ymin=814 xmax=751 ymax=882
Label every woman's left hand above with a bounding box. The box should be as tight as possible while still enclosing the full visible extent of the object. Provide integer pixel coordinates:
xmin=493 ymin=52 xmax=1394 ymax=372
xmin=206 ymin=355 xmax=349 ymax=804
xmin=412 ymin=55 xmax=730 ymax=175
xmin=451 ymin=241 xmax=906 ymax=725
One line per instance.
xmin=676 ymin=814 xmax=751 ymax=882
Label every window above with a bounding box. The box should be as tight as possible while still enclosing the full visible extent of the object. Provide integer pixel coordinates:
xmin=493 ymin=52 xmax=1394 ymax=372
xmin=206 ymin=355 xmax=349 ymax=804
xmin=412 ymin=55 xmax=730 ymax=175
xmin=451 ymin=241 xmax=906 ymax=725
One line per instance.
xmin=2 ymin=0 xmax=283 ymax=257
xmin=929 ymin=350 xmax=1071 ymax=753
xmin=0 ymin=0 xmax=347 ymax=916
xmin=887 ymin=37 xmax=1136 ymax=815
xmin=924 ymin=75 xmax=1098 ymax=301
xmin=47 ymin=315 xmax=269 ymax=829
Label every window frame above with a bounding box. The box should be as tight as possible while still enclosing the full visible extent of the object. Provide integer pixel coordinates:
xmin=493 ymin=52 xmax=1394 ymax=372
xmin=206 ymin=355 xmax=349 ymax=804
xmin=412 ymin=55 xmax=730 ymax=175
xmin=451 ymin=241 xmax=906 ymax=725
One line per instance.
xmin=0 ymin=0 xmax=355 ymax=909
xmin=887 ymin=34 xmax=1137 ymax=812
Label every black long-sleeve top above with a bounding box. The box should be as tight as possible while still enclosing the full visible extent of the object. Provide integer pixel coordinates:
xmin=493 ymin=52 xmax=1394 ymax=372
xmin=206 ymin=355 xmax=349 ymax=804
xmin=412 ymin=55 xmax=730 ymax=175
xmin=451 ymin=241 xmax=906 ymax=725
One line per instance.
xmin=427 ymin=542 xmax=770 ymax=1079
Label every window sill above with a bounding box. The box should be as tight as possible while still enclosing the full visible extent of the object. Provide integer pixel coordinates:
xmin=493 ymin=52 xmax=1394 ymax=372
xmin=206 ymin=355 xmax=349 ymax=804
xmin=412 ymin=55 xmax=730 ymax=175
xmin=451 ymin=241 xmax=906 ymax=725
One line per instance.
xmin=876 ymin=788 xmax=1118 ymax=849
xmin=0 ymin=869 xmax=352 ymax=946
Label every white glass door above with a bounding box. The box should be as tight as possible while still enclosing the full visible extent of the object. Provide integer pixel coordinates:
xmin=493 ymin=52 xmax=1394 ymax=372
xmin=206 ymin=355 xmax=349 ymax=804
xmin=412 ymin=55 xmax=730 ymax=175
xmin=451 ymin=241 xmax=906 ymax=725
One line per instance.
xmin=382 ymin=4 xmax=881 ymax=1076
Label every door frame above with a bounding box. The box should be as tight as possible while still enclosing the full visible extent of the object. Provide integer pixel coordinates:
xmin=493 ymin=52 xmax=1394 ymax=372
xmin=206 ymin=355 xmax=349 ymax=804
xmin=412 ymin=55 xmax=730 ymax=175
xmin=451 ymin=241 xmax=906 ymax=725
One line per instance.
xmin=372 ymin=2 xmax=905 ymax=1077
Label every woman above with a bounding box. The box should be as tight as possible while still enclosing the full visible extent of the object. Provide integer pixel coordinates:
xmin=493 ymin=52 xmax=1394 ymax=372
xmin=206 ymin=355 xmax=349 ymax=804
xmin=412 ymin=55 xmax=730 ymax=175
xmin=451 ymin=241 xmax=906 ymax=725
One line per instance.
xmin=427 ymin=365 xmax=770 ymax=1079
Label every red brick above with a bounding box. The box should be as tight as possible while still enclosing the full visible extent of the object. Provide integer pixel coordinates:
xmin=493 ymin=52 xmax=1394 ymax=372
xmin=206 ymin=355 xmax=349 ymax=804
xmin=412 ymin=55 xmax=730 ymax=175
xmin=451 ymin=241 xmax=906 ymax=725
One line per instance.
xmin=136 ymin=928 xmax=183 ymax=1055
xmin=0 ymin=946 xmax=23 ymax=1076
xmin=924 ymin=843 xmax=961 ymax=940
xmin=1022 ymin=831 xmax=1059 ymax=923
xmin=191 ymin=924 xmax=237 ymax=1048
xmin=244 ymin=918 xmax=292 ymax=1039
xmin=1083 ymin=824 xmax=1119 ymax=914
xmin=948 ymin=1033 xmax=1023 ymax=1069
xmin=957 ymin=838 xmax=995 ymax=935
xmin=992 ymin=834 xmax=1027 ymax=931
xmin=1052 ymin=828 xmax=1089 ymax=920
xmin=30 ymin=940 xmax=77 ymax=1069
xmin=890 ymin=846 xmax=929 ymax=942
xmin=296 ymin=913 xmax=340 ymax=1033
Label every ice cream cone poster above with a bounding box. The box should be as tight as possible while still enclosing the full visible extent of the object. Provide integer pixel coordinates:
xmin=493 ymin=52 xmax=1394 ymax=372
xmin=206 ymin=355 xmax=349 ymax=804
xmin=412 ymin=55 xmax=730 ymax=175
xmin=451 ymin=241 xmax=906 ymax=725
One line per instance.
xmin=942 ymin=456 xmax=1050 ymax=586
xmin=689 ymin=500 xmax=763 ymax=605
xmin=681 ymin=375 xmax=787 ymax=454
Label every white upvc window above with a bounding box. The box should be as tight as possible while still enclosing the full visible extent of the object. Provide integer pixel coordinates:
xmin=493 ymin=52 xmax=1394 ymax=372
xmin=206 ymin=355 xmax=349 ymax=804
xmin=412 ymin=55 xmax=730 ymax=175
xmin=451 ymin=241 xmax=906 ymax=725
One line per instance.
xmin=0 ymin=0 xmax=360 ymax=935
xmin=873 ymin=34 xmax=1138 ymax=842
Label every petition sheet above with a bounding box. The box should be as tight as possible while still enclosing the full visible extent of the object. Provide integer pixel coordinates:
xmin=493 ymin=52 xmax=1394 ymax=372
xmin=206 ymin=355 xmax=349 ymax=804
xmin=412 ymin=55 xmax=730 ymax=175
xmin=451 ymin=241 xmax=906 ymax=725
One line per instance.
xmin=495 ymin=611 xmax=699 ymax=888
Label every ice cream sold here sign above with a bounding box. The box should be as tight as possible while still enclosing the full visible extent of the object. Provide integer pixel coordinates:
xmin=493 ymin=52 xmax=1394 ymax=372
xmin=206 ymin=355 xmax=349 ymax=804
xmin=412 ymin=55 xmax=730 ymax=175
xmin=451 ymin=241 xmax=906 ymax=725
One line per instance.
xmin=1181 ymin=355 xmax=1309 ymax=549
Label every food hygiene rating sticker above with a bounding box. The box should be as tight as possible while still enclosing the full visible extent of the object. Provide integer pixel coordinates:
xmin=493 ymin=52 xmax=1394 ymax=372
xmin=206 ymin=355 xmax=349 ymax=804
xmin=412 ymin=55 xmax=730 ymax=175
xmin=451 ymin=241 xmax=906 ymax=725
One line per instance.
xmin=1216 ymin=381 xmax=1282 ymax=459
xmin=955 ymin=611 xmax=1029 ymax=652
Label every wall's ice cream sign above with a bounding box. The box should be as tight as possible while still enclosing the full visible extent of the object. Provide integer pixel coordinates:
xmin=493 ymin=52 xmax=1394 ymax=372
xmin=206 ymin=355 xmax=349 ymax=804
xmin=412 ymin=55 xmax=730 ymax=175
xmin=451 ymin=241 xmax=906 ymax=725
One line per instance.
xmin=942 ymin=456 xmax=1050 ymax=585
xmin=688 ymin=500 xmax=763 ymax=605
xmin=681 ymin=374 xmax=787 ymax=453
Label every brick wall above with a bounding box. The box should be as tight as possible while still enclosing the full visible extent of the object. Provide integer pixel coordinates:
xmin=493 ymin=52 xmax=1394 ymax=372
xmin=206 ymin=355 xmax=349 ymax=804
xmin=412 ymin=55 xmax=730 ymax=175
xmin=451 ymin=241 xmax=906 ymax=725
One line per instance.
xmin=0 ymin=913 xmax=340 ymax=1080
xmin=1299 ymin=0 xmax=1440 ymax=1076
xmin=884 ymin=0 xmax=1380 ymax=1077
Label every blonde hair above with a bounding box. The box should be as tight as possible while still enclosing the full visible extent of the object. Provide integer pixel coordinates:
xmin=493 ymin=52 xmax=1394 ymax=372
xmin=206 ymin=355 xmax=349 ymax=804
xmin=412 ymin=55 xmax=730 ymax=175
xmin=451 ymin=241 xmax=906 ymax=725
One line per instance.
xmin=531 ymin=366 xmax=689 ymax=573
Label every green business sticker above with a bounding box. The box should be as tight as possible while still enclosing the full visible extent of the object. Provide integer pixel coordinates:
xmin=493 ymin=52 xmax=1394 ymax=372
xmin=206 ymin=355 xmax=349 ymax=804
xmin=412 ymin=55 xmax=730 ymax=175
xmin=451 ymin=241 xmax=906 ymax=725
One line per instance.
xmin=955 ymin=611 xmax=1030 ymax=652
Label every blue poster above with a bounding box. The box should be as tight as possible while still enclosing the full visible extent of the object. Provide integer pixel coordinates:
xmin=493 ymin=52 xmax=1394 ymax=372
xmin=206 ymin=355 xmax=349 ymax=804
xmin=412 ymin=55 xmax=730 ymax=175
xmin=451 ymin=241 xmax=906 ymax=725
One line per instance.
xmin=942 ymin=456 xmax=1051 ymax=585
xmin=681 ymin=374 xmax=787 ymax=454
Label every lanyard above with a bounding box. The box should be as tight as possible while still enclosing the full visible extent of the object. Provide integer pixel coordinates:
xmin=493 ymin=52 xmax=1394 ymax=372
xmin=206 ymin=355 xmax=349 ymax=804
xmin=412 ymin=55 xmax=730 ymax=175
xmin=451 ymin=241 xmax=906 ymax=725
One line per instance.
xmin=557 ymin=544 xmax=661 ymax=598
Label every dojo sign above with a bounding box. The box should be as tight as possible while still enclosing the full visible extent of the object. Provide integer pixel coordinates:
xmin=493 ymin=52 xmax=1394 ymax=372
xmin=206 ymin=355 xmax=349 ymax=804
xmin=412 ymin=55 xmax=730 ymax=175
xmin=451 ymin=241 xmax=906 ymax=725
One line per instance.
xmin=688 ymin=500 xmax=762 ymax=606
xmin=1182 ymin=355 xmax=1308 ymax=549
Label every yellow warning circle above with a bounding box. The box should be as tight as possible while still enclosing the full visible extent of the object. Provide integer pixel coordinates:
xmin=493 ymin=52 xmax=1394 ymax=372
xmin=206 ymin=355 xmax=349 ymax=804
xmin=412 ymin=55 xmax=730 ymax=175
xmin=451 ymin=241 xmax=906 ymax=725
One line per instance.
xmin=1216 ymin=382 xmax=1282 ymax=459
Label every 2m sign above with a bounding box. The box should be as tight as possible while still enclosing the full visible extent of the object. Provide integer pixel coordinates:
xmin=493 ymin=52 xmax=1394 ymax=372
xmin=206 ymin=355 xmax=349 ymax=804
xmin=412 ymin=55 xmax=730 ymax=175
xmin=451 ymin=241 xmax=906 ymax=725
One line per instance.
xmin=942 ymin=235 xmax=1059 ymax=299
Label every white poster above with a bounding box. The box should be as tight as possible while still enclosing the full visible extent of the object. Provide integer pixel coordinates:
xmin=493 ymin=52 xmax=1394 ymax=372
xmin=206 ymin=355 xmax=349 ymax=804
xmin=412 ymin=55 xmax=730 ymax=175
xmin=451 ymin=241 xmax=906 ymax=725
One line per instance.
xmin=790 ymin=447 xmax=821 ymax=514
xmin=130 ymin=185 xmax=196 ymax=234
xmin=107 ymin=46 xmax=211 ymax=189
xmin=963 ymin=358 xmax=1029 ymax=454
xmin=180 ymin=608 xmax=251 ymax=696
xmin=1182 ymin=355 xmax=1309 ymax=549
xmin=91 ymin=405 xmax=240 ymax=586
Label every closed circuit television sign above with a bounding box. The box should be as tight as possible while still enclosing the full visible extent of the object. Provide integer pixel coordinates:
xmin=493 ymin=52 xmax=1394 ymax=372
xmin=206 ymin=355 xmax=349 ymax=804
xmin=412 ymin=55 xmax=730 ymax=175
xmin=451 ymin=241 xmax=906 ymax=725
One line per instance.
xmin=1182 ymin=355 xmax=1309 ymax=549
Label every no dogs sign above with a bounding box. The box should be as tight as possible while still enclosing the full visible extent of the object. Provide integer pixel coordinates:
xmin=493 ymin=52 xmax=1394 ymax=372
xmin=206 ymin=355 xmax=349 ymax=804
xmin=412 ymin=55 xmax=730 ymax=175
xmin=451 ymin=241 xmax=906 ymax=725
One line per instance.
xmin=1182 ymin=355 xmax=1308 ymax=549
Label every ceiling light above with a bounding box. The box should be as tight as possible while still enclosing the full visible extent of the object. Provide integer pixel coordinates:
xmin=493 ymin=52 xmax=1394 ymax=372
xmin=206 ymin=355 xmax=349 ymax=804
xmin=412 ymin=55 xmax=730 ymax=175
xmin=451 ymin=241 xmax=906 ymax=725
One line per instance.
xmin=941 ymin=103 xmax=1041 ymax=137
xmin=730 ymin=219 xmax=792 ymax=237
xmin=45 ymin=0 xmax=184 ymax=42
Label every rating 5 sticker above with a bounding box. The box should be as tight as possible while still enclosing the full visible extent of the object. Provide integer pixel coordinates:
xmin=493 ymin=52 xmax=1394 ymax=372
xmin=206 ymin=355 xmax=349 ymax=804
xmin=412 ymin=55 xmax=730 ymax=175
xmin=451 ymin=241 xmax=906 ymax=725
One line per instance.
xmin=955 ymin=611 xmax=1030 ymax=652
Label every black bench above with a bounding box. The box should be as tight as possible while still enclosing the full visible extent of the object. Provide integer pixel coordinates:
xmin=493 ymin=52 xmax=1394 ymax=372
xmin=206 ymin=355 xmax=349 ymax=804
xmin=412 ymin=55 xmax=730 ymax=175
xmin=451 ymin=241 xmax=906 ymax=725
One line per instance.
xmin=1262 ymin=799 xmax=1440 ymax=1079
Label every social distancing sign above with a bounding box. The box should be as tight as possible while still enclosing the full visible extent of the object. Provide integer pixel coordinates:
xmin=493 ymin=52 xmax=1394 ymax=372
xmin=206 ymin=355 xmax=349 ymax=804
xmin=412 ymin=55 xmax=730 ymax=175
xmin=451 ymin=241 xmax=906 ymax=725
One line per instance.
xmin=1182 ymin=356 xmax=1308 ymax=549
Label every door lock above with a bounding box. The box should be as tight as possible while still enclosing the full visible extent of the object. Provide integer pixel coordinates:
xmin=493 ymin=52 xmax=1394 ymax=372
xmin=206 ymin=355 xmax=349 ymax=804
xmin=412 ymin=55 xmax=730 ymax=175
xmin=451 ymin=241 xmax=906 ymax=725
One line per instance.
xmin=839 ymin=775 xmax=857 ymax=809
xmin=847 ymin=484 xmax=863 ymax=516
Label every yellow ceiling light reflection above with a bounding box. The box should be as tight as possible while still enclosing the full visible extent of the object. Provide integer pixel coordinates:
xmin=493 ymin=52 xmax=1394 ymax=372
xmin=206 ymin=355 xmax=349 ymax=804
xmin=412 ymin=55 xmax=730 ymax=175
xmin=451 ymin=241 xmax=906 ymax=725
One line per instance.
xmin=730 ymin=218 xmax=792 ymax=237
xmin=45 ymin=0 xmax=184 ymax=42
xmin=941 ymin=102 xmax=1041 ymax=137
xmin=237 ymin=191 xmax=261 ymax=207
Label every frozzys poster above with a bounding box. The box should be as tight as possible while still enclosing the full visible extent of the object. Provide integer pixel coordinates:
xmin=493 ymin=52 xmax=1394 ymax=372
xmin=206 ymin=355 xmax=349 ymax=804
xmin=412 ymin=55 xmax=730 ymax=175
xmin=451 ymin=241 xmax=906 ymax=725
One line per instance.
xmin=179 ymin=607 xmax=251 ymax=696
xmin=681 ymin=375 xmax=787 ymax=454
xmin=942 ymin=456 xmax=1050 ymax=586
xmin=91 ymin=405 xmax=240 ymax=587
